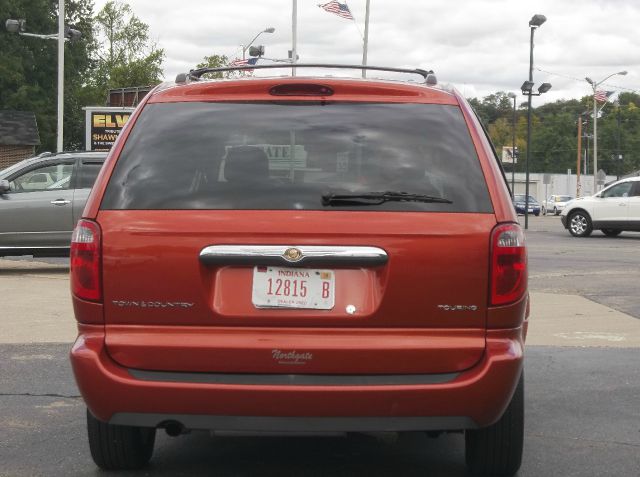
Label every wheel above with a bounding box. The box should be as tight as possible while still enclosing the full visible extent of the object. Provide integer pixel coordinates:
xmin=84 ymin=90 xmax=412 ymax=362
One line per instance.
xmin=553 ymin=207 xmax=558 ymax=215
xmin=542 ymin=207 xmax=546 ymax=216
xmin=87 ymin=409 xmax=156 ymax=470
xmin=602 ymin=229 xmax=622 ymax=237
xmin=568 ymin=211 xmax=593 ymax=237
xmin=465 ymin=372 xmax=524 ymax=476
xmin=534 ymin=212 xmax=540 ymax=216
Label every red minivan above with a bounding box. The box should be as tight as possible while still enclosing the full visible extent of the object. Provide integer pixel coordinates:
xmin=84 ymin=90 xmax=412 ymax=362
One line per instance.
xmin=70 ymin=65 xmax=527 ymax=476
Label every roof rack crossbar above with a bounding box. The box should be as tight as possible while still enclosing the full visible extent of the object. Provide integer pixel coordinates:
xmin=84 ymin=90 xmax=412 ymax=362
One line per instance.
xmin=179 ymin=64 xmax=436 ymax=85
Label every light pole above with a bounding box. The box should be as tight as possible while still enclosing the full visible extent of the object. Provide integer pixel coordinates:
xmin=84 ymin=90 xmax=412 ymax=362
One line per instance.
xmin=521 ymin=14 xmax=549 ymax=230
xmin=241 ymin=27 xmax=275 ymax=60
xmin=616 ymin=102 xmax=622 ymax=180
xmin=585 ymin=70 xmax=627 ymax=192
xmin=6 ymin=6 xmax=81 ymax=152
xmin=508 ymin=92 xmax=517 ymax=198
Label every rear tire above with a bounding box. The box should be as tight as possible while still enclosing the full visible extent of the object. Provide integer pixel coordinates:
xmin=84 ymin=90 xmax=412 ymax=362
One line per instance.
xmin=465 ymin=372 xmax=524 ymax=476
xmin=553 ymin=207 xmax=559 ymax=215
xmin=568 ymin=211 xmax=593 ymax=237
xmin=87 ymin=409 xmax=156 ymax=470
xmin=601 ymin=229 xmax=622 ymax=237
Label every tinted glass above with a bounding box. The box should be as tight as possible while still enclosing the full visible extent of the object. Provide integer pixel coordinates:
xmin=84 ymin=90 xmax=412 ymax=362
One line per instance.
xmin=603 ymin=182 xmax=632 ymax=198
xmin=77 ymin=161 xmax=103 ymax=189
xmin=102 ymin=102 xmax=493 ymax=212
xmin=514 ymin=195 xmax=536 ymax=203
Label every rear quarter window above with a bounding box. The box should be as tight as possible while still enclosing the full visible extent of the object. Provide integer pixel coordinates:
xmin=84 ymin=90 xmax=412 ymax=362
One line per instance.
xmin=101 ymin=101 xmax=493 ymax=213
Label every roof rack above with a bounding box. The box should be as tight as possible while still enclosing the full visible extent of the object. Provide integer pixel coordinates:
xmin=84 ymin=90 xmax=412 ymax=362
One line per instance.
xmin=176 ymin=64 xmax=437 ymax=86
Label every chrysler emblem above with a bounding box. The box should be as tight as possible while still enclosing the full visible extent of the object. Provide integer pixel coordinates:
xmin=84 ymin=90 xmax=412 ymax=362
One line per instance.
xmin=283 ymin=247 xmax=303 ymax=262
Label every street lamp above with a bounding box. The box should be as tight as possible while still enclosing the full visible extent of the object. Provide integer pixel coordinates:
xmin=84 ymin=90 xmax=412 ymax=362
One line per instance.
xmin=241 ymin=27 xmax=275 ymax=60
xmin=521 ymin=13 xmax=550 ymax=230
xmin=507 ymin=92 xmax=517 ymax=198
xmin=584 ymin=70 xmax=627 ymax=192
xmin=6 ymin=6 xmax=82 ymax=152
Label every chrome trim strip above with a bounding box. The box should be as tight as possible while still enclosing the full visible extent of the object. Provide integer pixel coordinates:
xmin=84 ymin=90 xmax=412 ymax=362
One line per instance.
xmin=199 ymin=245 xmax=388 ymax=267
xmin=110 ymin=413 xmax=477 ymax=432
xmin=0 ymin=232 xmax=69 ymax=235
xmin=0 ymin=245 xmax=69 ymax=249
xmin=128 ymin=369 xmax=458 ymax=386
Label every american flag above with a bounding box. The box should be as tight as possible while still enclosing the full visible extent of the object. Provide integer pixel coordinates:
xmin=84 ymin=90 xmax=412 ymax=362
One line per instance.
xmin=318 ymin=1 xmax=354 ymax=20
xmin=229 ymin=57 xmax=259 ymax=73
xmin=594 ymin=90 xmax=614 ymax=103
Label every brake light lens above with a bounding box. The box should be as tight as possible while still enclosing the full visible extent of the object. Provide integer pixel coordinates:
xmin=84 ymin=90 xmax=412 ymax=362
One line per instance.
xmin=490 ymin=223 xmax=527 ymax=306
xmin=269 ymin=83 xmax=334 ymax=96
xmin=70 ymin=219 xmax=102 ymax=302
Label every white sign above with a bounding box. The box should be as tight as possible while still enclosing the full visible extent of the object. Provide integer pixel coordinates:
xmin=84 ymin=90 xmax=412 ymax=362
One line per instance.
xmin=252 ymin=266 xmax=335 ymax=310
xmin=501 ymin=146 xmax=517 ymax=164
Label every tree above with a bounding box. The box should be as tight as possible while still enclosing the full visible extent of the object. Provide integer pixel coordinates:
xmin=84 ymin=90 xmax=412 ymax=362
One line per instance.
xmin=196 ymin=54 xmax=230 ymax=79
xmin=468 ymin=92 xmax=514 ymax=127
xmin=92 ymin=1 xmax=164 ymax=96
xmin=0 ymin=0 xmax=96 ymax=151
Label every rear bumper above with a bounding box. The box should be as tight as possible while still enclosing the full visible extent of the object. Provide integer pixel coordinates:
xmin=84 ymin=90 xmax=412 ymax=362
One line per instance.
xmin=514 ymin=205 xmax=540 ymax=215
xmin=71 ymin=326 xmax=524 ymax=431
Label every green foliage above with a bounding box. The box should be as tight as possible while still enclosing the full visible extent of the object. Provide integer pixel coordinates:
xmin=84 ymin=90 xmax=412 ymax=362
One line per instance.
xmin=469 ymin=92 xmax=640 ymax=176
xmin=0 ymin=1 xmax=164 ymax=151
xmin=196 ymin=54 xmax=230 ymax=79
xmin=0 ymin=0 xmax=95 ymax=151
xmin=93 ymin=1 xmax=164 ymax=92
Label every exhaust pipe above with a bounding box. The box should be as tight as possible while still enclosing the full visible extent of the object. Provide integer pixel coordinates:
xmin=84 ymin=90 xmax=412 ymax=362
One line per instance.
xmin=163 ymin=421 xmax=184 ymax=437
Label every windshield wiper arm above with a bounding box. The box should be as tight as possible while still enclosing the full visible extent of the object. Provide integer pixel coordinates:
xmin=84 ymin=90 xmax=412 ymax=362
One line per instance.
xmin=322 ymin=191 xmax=452 ymax=206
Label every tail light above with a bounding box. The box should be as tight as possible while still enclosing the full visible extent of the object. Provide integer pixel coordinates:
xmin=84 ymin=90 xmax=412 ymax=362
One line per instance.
xmin=70 ymin=219 xmax=102 ymax=302
xmin=490 ymin=223 xmax=527 ymax=306
xmin=269 ymin=84 xmax=334 ymax=96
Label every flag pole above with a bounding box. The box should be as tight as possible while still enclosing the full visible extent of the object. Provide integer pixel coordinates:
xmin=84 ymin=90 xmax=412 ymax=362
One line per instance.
xmin=292 ymin=0 xmax=298 ymax=77
xmin=361 ymin=0 xmax=370 ymax=78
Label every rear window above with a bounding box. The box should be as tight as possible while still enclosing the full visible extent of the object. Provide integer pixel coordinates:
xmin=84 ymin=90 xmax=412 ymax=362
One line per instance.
xmin=101 ymin=101 xmax=492 ymax=212
xmin=77 ymin=161 xmax=104 ymax=189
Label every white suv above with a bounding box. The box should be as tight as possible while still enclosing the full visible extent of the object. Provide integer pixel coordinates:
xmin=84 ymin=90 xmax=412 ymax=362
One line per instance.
xmin=561 ymin=177 xmax=640 ymax=237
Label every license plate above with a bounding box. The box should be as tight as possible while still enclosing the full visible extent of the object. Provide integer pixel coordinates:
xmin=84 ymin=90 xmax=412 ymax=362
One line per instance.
xmin=252 ymin=266 xmax=335 ymax=310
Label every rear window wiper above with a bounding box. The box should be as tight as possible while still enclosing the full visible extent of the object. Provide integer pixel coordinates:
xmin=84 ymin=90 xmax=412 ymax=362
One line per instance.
xmin=322 ymin=191 xmax=452 ymax=206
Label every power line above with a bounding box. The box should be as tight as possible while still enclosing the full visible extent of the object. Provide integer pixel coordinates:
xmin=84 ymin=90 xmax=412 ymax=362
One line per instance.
xmin=536 ymin=67 xmax=640 ymax=94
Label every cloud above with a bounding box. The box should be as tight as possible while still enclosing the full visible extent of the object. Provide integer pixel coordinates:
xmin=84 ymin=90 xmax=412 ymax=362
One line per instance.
xmin=92 ymin=0 xmax=639 ymax=102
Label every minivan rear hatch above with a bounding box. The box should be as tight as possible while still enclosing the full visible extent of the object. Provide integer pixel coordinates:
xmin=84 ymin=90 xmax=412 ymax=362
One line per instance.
xmin=98 ymin=95 xmax=495 ymax=375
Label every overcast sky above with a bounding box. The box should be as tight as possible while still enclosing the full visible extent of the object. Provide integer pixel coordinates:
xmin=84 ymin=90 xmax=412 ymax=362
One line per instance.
xmin=93 ymin=0 xmax=639 ymax=104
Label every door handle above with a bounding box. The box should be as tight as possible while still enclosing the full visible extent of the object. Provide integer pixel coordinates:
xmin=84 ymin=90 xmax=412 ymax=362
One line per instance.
xmin=50 ymin=199 xmax=71 ymax=206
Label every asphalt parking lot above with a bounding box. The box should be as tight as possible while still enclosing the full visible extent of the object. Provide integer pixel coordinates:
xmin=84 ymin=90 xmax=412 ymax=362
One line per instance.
xmin=1 ymin=214 xmax=639 ymax=476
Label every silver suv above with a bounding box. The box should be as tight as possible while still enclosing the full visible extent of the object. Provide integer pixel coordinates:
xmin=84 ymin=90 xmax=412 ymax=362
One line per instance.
xmin=0 ymin=151 xmax=106 ymax=256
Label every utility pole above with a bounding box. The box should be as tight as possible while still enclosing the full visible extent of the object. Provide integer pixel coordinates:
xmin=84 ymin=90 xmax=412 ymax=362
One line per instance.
xmin=576 ymin=114 xmax=582 ymax=197
xmin=361 ymin=0 xmax=371 ymax=78
xmin=616 ymin=105 xmax=622 ymax=180
xmin=57 ymin=0 xmax=65 ymax=152
xmin=291 ymin=0 xmax=297 ymax=77
xmin=6 ymin=2 xmax=81 ymax=153
xmin=585 ymin=70 xmax=627 ymax=191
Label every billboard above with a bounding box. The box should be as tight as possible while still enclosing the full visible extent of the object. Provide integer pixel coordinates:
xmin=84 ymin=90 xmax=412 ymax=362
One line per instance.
xmin=501 ymin=146 xmax=519 ymax=164
xmin=84 ymin=107 xmax=134 ymax=151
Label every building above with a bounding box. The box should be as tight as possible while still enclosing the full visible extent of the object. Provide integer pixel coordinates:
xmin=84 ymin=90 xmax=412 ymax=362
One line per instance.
xmin=508 ymin=171 xmax=618 ymax=200
xmin=0 ymin=111 xmax=41 ymax=170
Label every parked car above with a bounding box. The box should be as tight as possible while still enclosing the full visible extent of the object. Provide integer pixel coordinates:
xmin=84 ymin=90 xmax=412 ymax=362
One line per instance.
xmin=70 ymin=64 xmax=528 ymax=476
xmin=513 ymin=194 xmax=541 ymax=216
xmin=542 ymin=194 xmax=574 ymax=216
xmin=0 ymin=151 xmax=107 ymax=257
xmin=561 ymin=177 xmax=640 ymax=237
